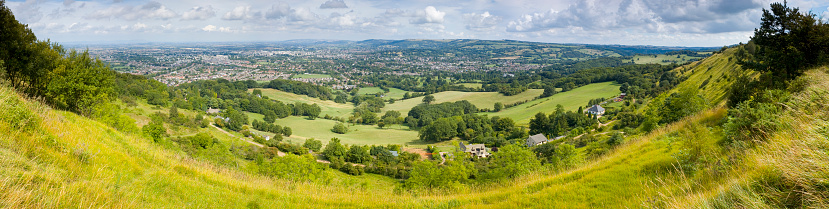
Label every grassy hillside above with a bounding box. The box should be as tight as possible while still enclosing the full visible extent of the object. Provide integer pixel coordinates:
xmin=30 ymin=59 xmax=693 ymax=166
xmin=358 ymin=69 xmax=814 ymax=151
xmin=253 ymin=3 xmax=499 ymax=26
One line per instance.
xmin=630 ymin=53 xmax=710 ymax=65
xmin=4 ymin=47 xmax=825 ymax=208
xmin=0 ymin=85 xmax=425 ymax=208
xmin=0 ymin=82 xmax=730 ymax=208
xmin=487 ymin=82 xmax=620 ymax=125
xmin=357 ymin=87 xmax=410 ymax=100
xmin=383 ymin=89 xmax=544 ymax=115
xmin=669 ymin=48 xmax=746 ymax=105
xmin=271 ymin=116 xmax=419 ymax=148
xmin=251 ymin=88 xmax=354 ymax=118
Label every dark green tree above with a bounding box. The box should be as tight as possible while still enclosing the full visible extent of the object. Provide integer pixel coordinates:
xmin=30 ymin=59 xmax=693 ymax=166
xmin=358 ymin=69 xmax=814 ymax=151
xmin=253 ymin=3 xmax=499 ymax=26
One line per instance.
xmin=422 ymin=94 xmax=435 ymax=104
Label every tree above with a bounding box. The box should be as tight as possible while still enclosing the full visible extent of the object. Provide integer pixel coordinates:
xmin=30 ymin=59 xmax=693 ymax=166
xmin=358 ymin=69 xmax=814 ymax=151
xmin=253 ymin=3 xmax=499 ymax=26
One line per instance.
xmin=323 ymin=138 xmax=347 ymax=161
xmin=347 ymin=145 xmax=371 ymax=163
xmin=529 ymin=112 xmax=550 ymax=135
xmin=282 ymin=127 xmax=292 ymax=137
xmin=619 ymin=82 xmax=629 ymax=93
xmin=142 ymin=115 xmax=166 ymax=142
xmin=263 ymin=110 xmax=276 ymax=123
xmin=493 ymin=102 xmax=503 ymax=112
xmin=303 ymin=138 xmax=323 ymax=152
xmin=332 ymin=123 xmax=348 ymax=134
xmin=418 ymin=118 xmax=458 ymax=141
xmin=484 ymin=144 xmax=540 ymax=179
xmin=422 ymin=94 xmax=435 ymax=104
xmin=745 ymin=2 xmax=827 ymax=81
xmin=607 ymin=132 xmax=624 ymax=146
xmin=540 ymin=85 xmax=556 ymax=98
xmin=377 ymin=121 xmax=386 ymax=129
xmin=306 ymin=104 xmax=321 ymax=119
xmin=44 ymin=49 xmax=116 ymax=115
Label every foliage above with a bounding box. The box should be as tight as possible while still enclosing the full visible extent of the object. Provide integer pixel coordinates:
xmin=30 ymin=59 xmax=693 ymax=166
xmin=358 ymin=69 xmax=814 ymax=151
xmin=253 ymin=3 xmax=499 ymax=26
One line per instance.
xmin=422 ymin=94 xmax=435 ymax=104
xmin=323 ymin=138 xmax=347 ymax=161
xmin=651 ymin=87 xmax=707 ymax=124
xmin=282 ymin=127 xmax=292 ymax=137
xmin=407 ymin=100 xmax=477 ymax=128
xmin=251 ymin=120 xmax=286 ymax=136
xmin=723 ymin=90 xmax=788 ymax=143
xmin=482 ymin=144 xmax=540 ymax=179
xmin=303 ymin=138 xmax=323 ymax=152
xmin=221 ymin=107 xmax=249 ymax=131
xmin=45 ymin=49 xmax=115 ymax=115
xmin=265 ymin=79 xmax=334 ymax=100
xmin=404 ymin=158 xmax=475 ymax=190
xmin=418 ymin=118 xmax=458 ymax=142
xmin=142 ymin=115 xmax=166 ymax=142
xmin=331 ymin=123 xmax=348 ymax=134
xmin=253 ymin=154 xmax=328 ymax=182
xmin=739 ymin=2 xmax=829 ymax=81
xmin=529 ymin=104 xmax=596 ymax=137
xmin=346 ymin=145 xmax=371 ymax=164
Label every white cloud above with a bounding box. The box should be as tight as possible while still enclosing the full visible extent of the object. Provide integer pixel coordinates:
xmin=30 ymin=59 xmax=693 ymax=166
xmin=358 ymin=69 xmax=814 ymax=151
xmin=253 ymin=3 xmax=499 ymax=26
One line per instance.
xmin=182 ymin=6 xmax=215 ymax=21
xmin=202 ymin=25 xmax=217 ymax=31
xmin=464 ymin=12 xmax=501 ymax=31
xmin=222 ymin=6 xmax=253 ymax=21
xmin=410 ymin=6 xmax=445 ymax=24
xmin=12 ymin=0 xmax=43 ymax=23
xmin=86 ymin=1 xmax=178 ymax=20
xmin=507 ymin=0 xmax=762 ymax=34
xmin=265 ymin=2 xmax=292 ymax=19
xmin=319 ymin=0 xmax=349 ymax=9
xmin=289 ymin=8 xmax=319 ymax=22
xmin=202 ymin=25 xmax=233 ymax=32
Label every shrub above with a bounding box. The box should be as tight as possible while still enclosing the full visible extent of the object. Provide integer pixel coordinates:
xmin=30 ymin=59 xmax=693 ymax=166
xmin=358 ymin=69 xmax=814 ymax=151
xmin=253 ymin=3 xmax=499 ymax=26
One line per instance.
xmin=331 ymin=123 xmax=348 ymax=134
xmin=303 ymin=138 xmax=322 ymax=152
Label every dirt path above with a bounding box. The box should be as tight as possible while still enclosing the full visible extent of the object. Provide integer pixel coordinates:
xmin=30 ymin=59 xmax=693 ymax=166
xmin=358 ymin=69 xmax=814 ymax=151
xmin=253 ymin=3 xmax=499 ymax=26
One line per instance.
xmin=210 ymin=123 xmax=285 ymax=156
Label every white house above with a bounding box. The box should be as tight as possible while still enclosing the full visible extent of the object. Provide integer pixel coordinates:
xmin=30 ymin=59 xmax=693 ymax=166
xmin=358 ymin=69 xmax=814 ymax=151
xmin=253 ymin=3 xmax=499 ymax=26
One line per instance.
xmin=586 ymin=105 xmax=605 ymax=116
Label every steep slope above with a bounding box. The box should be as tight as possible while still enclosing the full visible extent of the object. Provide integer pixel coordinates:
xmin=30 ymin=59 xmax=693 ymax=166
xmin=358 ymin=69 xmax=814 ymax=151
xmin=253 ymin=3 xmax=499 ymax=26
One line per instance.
xmin=0 ymin=49 xmax=738 ymax=209
xmin=0 ymin=85 xmax=422 ymax=208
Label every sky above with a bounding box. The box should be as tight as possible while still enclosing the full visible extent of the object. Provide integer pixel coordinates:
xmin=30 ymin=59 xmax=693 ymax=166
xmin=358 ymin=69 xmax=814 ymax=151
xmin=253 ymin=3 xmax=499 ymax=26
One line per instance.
xmin=6 ymin=0 xmax=829 ymax=47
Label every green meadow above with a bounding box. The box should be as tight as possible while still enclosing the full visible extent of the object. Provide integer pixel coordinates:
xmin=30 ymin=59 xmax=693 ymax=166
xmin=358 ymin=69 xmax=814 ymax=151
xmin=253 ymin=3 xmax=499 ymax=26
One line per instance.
xmin=383 ymin=89 xmax=544 ymax=115
xmin=487 ymin=82 xmax=621 ymax=125
xmin=251 ymin=88 xmax=354 ymax=118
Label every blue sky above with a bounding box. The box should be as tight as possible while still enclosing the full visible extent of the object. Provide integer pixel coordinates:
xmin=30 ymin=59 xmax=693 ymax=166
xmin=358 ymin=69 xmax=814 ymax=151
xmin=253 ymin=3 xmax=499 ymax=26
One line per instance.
xmin=6 ymin=0 xmax=829 ymax=46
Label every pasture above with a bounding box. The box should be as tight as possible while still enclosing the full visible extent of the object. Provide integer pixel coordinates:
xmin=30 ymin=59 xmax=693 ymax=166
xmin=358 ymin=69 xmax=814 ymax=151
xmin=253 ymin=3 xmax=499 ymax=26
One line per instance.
xmin=383 ymin=89 xmax=544 ymax=115
xmin=250 ymin=88 xmax=354 ymax=118
xmin=269 ymin=116 xmax=421 ymax=148
xmin=486 ymin=82 xmax=621 ymax=125
xmin=357 ymin=87 xmax=410 ymax=99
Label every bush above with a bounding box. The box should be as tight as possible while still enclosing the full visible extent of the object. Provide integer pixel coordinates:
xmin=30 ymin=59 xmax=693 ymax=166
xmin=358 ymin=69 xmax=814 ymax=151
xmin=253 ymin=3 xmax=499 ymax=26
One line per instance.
xmin=331 ymin=123 xmax=348 ymax=134
xmin=303 ymin=138 xmax=322 ymax=152
xmin=723 ymin=100 xmax=783 ymax=143
xmin=339 ymin=163 xmax=364 ymax=176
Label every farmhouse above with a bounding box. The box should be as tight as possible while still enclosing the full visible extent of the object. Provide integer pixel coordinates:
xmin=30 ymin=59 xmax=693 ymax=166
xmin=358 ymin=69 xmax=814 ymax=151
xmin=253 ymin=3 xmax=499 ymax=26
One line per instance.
xmin=526 ymin=134 xmax=548 ymax=147
xmin=460 ymin=142 xmax=490 ymax=158
xmin=586 ymin=105 xmax=605 ymax=116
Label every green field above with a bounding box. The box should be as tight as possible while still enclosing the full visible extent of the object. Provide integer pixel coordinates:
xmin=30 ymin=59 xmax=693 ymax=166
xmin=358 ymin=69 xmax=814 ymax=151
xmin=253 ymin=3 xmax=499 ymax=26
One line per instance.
xmin=458 ymin=83 xmax=483 ymax=88
xmin=630 ymin=54 xmax=706 ymax=65
xmin=486 ymin=82 xmax=621 ymax=125
xmin=292 ymin=73 xmax=332 ymax=79
xmin=269 ymin=116 xmax=420 ymax=148
xmin=383 ymin=89 xmax=544 ymax=115
xmin=251 ymin=88 xmax=354 ymax=118
xmin=357 ymin=87 xmax=410 ymax=100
